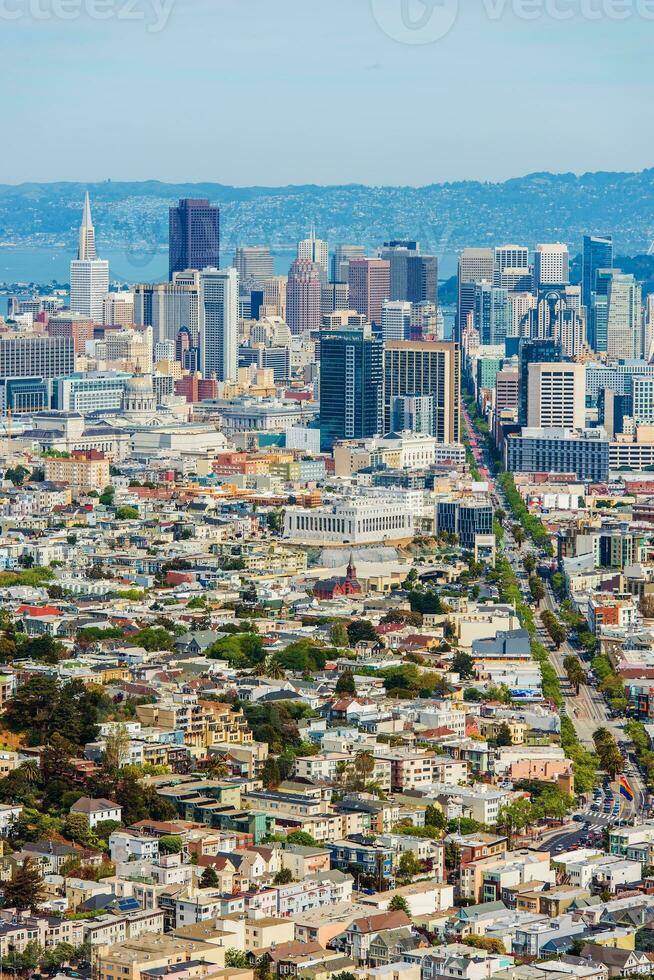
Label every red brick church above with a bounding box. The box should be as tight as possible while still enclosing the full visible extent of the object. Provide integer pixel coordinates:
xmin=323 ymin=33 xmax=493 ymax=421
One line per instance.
xmin=314 ymin=555 xmax=362 ymax=600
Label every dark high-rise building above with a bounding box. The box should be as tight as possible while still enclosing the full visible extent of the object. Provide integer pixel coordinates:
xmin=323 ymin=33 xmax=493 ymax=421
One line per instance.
xmin=518 ymin=338 xmax=563 ymax=426
xmin=582 ymin=235 xmax=613 ymax=310
xmin=380 ymin=244 xmax=438 ymax=308
xmin=169 ymin=199 xmax=220 ymax=280
xmin=319 ymin=326 xmax=383 ymax=450
xmin=589 ymin=267 xmax=614 ymax=353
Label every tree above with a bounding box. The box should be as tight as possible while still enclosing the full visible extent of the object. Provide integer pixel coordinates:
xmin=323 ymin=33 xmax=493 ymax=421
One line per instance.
xmin=159 ymin=835 xmax=183 ymax=854
xmin=261 ymin=757 xmax=281 ymax=790
xmin=331 ymin=623 xmax=349 ymax=648
xmin=273 ymin=868 xmax=294 ymax=884
xmin=103 ymin=724 xmax=131 ymax=771
xmin=285 ymin=830 xmax=318 ymax=847
xmin=496 ymin=799 xmax=533 ymax=843
xmin=463 ymin=936 xmax=506 ymax=954
xmin=225 ymin=950 xmax=249 ymax=969
xmin=354 ymin=750 xmax=375 ymax=783
xmin=331 ymin=974 xmax=356 ymax=980
xmin=397 ymin=851 xmax=422 ymax=881
xmin=115 ymin=506 xmax=139 ymax=520
xmin=4 ymin=857 xmax=46 ymax=912
xmin=512 ymin=526 xmax=526 ymax=549
xmin=529 ymin=576 xmax=545 ymax=607
xmin=495 ymin=722 xmax=513 ymax=747
xmin=593 ymin=729 xmax=624 ymax=779
xmin=452 ymin=651 xmax=475 ymax=679
xmin=335 ymin=670 xmax=356 ymax=695
xmin=388 ymin=895 xmax=411 ymax=914
xmin=99 ymin=485 xmax=115 ymax=506
xmin=64 ymin=813 xmax=92 ymax=845
xmin=347 ymin=620 xmax=378 ymax=647
xmin=563 ymin=655 xmax=586 ymax=696
xmin=424 ymin=804 xmax=446 ymax=830
xmin=523 ymin=554 xmax=537 ymax=575
xmin=199 ymin=865 xmax=219 ymax=888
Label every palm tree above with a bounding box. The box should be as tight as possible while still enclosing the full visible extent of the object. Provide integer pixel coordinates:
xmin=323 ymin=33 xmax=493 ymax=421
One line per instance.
xmin=19 ymin=761 xmax=40 ymax=785
xmin=512 ymin=526 xmax=527 ymax=550
xmin=263 ymin=658 xmax=286 ymax=681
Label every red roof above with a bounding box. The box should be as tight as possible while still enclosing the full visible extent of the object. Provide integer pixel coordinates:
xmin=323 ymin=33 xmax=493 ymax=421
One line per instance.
xmin=17 ymin=605 xmax=62 ymax=617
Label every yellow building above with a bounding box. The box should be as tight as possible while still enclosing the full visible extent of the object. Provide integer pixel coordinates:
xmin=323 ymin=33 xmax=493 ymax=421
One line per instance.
xmin=136 ymin=699 xmax=252 ymax=750
xmin=43 ymin=452 xmax=111 ymax=493
xmin=243 ymin=916 xmax=295 ymax=953
xmin=94 ymin=934 xmax=231 ymax=980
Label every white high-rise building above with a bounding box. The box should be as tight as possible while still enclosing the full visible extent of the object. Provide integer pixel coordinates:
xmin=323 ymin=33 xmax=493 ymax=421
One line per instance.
xmin=199 ymin=267 xmax=238 ymax=382
xmin=606 ymin=273 xmax=642 ymax=360
xmin=527 ymin=362 xmax=586 ymax=430
xmin=534 ymin=244 xmax=569 ymax=287
xmin=495 ymin=244 xmax=530 ymax=274
xmin=381 ymin=300 xmax=412 ymax=341
xmin=298 ymin=226 xmax=329 ymax=280
xmin=510 ymin=292 xmax=536 ymax=338
xmin=70 ymin=194 xmax=109 ymax=322
xmin=78 ymin=192 xmax=96 ymax=261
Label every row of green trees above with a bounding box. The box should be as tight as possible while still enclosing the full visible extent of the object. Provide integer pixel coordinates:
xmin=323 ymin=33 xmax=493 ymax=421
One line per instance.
xmin=498 ymin=471 xmax=553 ymax=554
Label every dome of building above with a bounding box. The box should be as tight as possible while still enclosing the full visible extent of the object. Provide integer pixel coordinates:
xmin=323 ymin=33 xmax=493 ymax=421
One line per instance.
xmin=122 ymin=373 xmax=156 ymax=413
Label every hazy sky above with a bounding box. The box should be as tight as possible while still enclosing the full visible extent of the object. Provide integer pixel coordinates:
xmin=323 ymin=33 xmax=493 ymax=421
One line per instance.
xmin=1 ymin=0 xmax=653 ymax=185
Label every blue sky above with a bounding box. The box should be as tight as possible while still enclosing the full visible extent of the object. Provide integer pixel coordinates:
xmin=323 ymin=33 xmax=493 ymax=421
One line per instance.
xmin=1 ymin=0 xmax=653 ymax=185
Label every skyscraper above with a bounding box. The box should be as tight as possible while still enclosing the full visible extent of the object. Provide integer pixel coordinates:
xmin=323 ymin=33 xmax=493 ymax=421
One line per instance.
xmin=199 ymin=267 xmax=238 ymax=382
xmin=495 ymin=244 xmax=530 ymax=274
xmin=381 ymin=301 xmax=412 ymax=341
xmin=133 ymin=271 xmax=201 ymax=344
xmin=383 ymin=341 xmax=460 ymax=443
xmin=298 ymin=227 xmax=329 ymax=280
xmin=474 ymin=283 xmax=512 ymax=345
xmin=380 ymin=244 xmax=438 ymax=307
xmin=287 ymin=259 xmax=322 ymax=335
xmin=0 ymin=335 xmax=75 ymax=379
xmin=582 ymin=235 xmax=613 ymax=310
xmin=348 ymin=258 xmax=390 ymax=327
xmin=589 ymin=268 xmax=613 ymax=352
xmin=69 ymin=193 xmax=109 ymax=322
xmin=517 ymin=338 xmax=563 ymax=426
xmin=169 ymin=199 xmax=220 ymax=280
xmin=332 ymin=245 xmax=366 ymax=284
xmin=233 ymin=246 xmax=274 ymax=287
xmin=78 ymin=192 xmax=96 ymax=260
xmin=527 ymin=362 xmax=586 ymax=430
xmin=534 ymin=244 xmax=569 ymax=288
xmin=606 ymin=272 xmax=642 ymax=359
xmin=319 ymin=325 xmax=384 ymax=450
xmin=457 ymin=248 xmax=495 ymax=340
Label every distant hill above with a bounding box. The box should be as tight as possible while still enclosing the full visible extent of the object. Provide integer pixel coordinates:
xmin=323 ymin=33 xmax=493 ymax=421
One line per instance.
xmin=1 ymin=170 xmax=653 ymax=256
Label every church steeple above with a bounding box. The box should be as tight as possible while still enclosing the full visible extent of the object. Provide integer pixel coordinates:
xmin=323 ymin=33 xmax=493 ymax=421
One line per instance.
xmin=346 ymin=553 xmax=357 ymax=581
xmin=78 ymin=191 xmax=97 ymax=260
